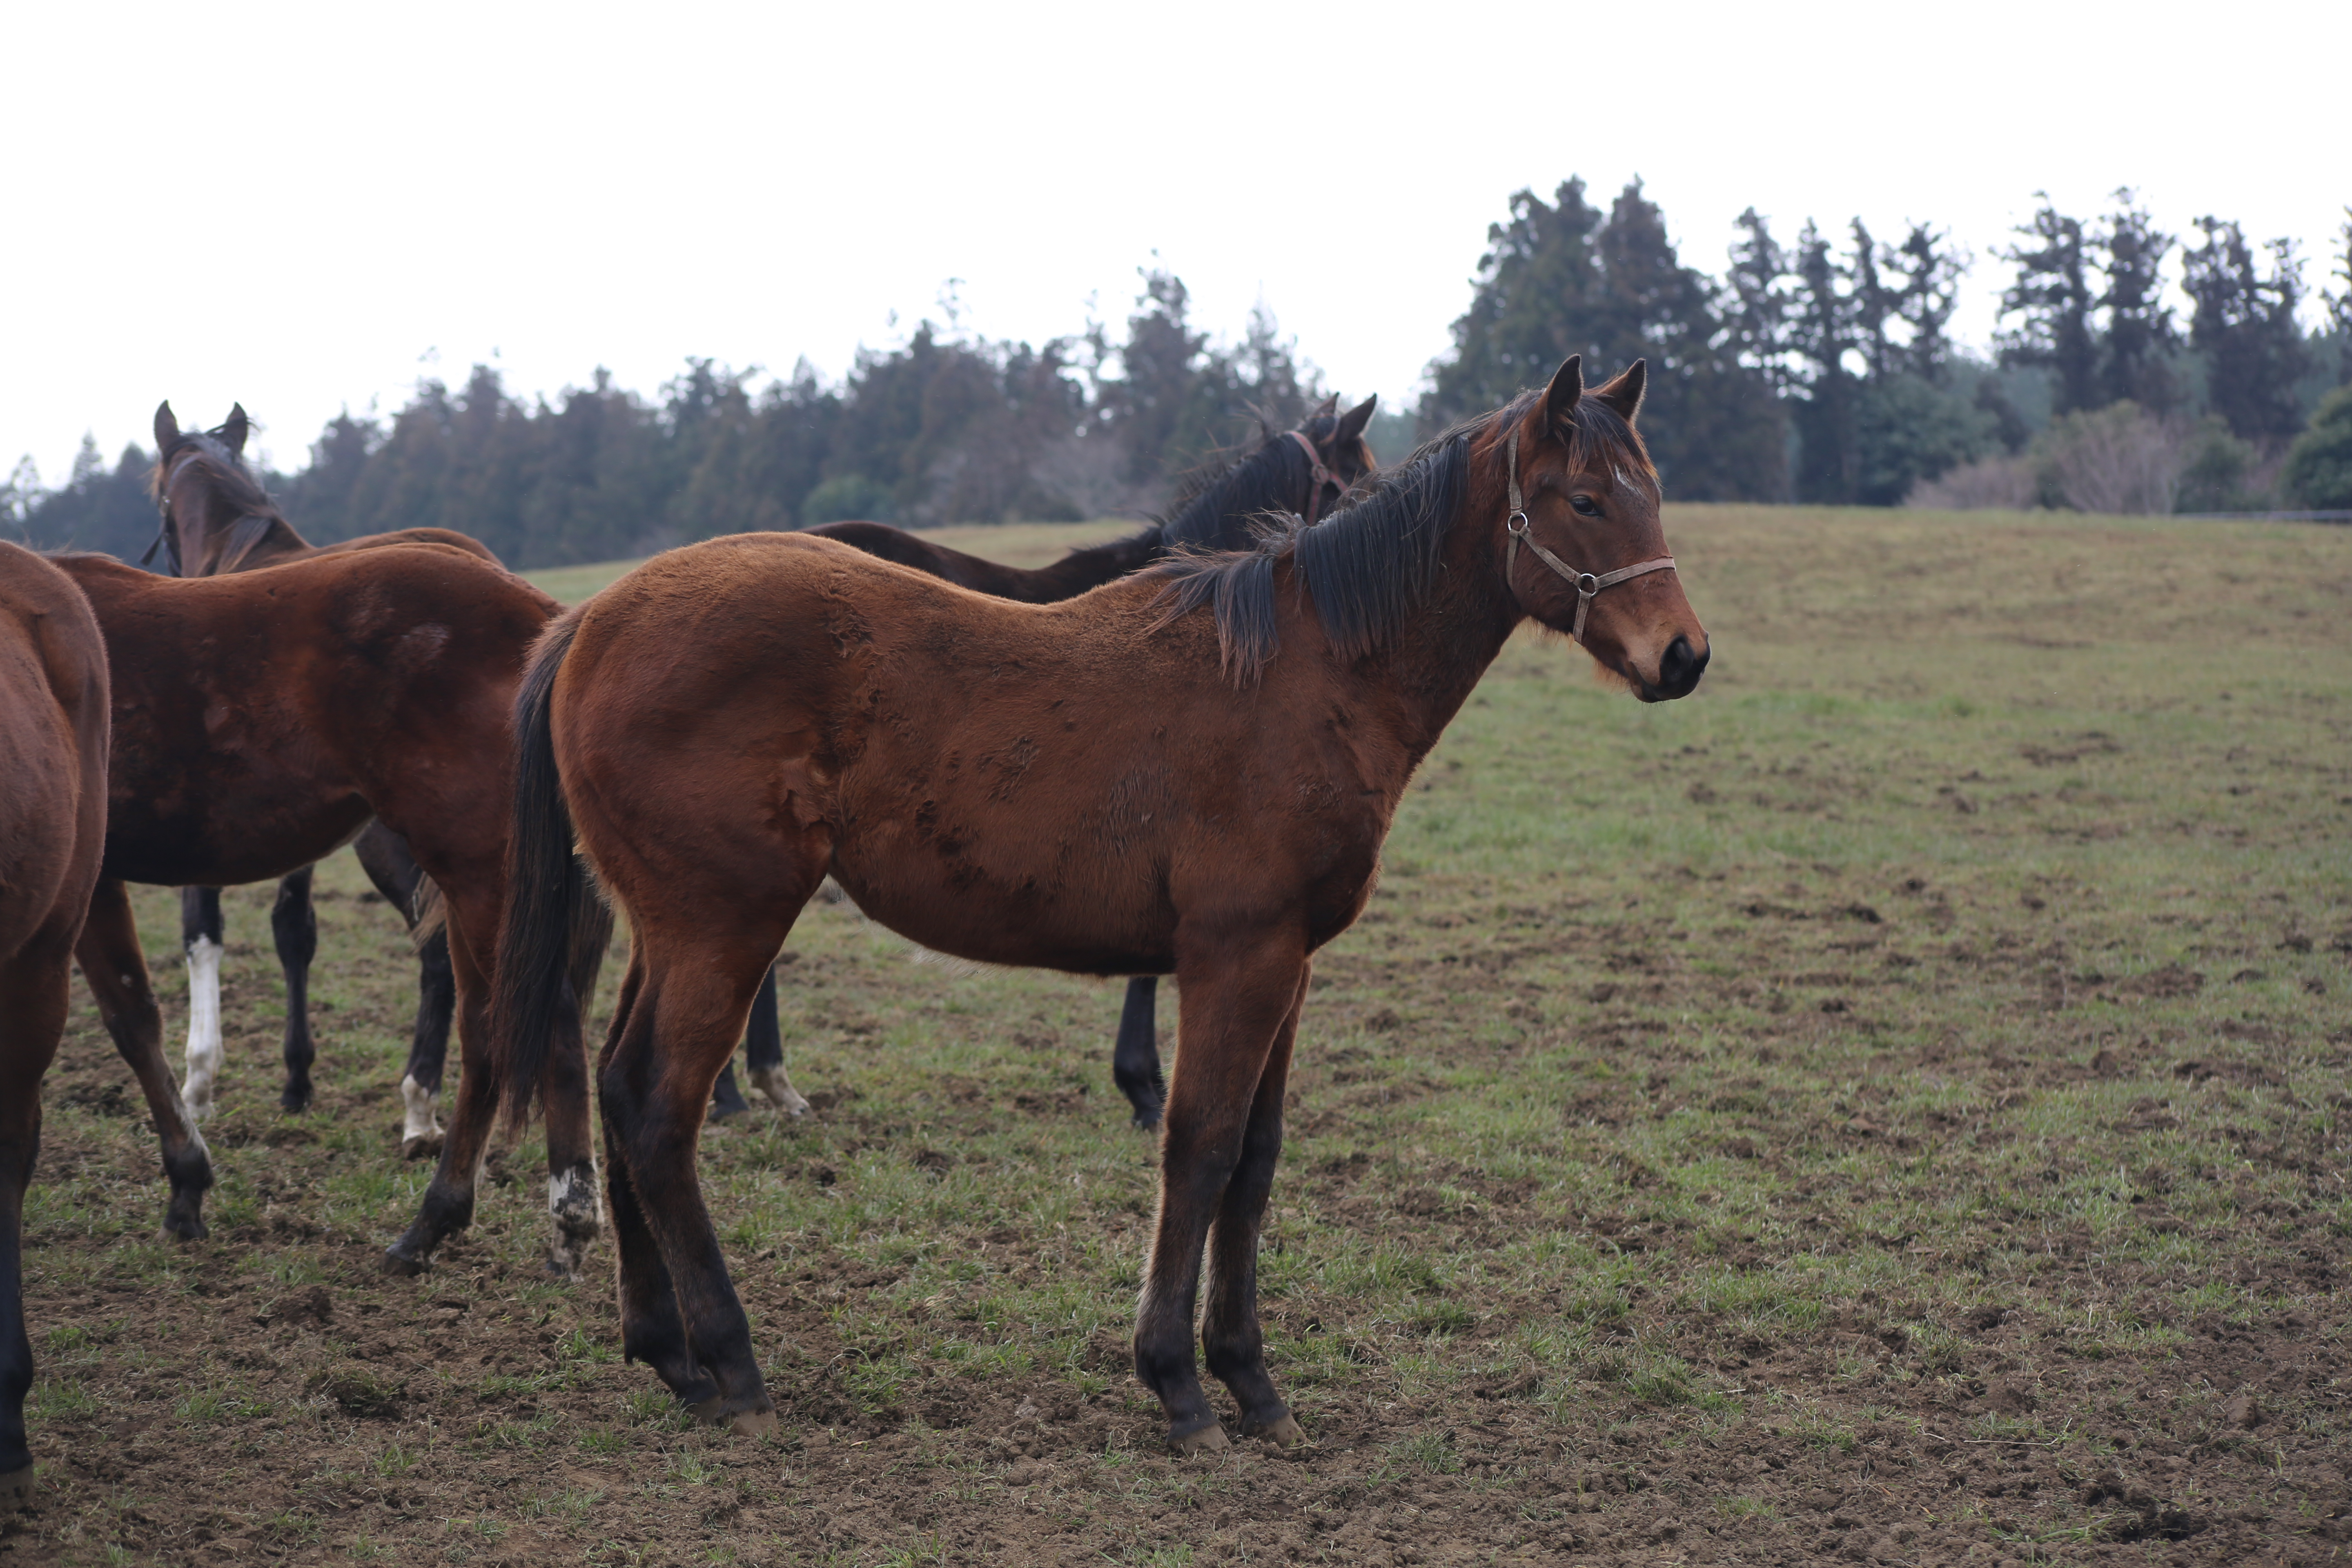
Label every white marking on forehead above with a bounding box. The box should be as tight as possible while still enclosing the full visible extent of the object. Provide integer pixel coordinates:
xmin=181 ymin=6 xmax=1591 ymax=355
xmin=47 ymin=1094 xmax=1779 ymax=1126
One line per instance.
xmin=180 ymin=936 xmax=224 ymax=1123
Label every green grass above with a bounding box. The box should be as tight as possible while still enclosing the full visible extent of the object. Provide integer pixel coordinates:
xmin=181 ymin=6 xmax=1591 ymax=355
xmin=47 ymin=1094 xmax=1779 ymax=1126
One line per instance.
xmin=17 ymin=504 xmax=2351 ymax=1564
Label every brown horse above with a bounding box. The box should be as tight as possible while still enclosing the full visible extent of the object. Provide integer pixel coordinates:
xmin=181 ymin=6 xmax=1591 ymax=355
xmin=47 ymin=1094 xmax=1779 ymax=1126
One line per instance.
xmin=149 ymin=402 xmax=498 ymax=1155
xmin=480 ymin=357 xmax=1706 ymax=1444
xmin=0 ymin=543 xmax=110 ymax=1506
xmin=800 ymin=395 xmax=1381 ymax=1125
xmin=52 ymin=544 xmax=608 ymax=1270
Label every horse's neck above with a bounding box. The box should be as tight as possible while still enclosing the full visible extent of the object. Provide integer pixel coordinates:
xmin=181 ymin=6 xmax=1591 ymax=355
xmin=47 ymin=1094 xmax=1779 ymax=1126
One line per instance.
xmin=1273 ymin=546 xmax=1521 ymax=794
xmin=1039 ymin=529 xmax=1160 ymax=597
xmin=206 ymin=512 xmax=312 ymax=575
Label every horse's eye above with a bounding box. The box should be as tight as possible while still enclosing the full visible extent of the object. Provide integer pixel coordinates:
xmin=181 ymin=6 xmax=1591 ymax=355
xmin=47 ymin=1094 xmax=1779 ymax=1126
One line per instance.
xmin=1569 ymin=494 xmax=1601 ymax=517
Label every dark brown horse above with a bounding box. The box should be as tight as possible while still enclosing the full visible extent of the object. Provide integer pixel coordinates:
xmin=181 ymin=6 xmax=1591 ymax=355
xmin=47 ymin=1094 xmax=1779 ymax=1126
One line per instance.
xmin=149 ymin=402 xmax=497 ymax=1155
xmin=480 ymin=357 xmax=1706 ymax=1443
xmin=798 ymin=396 xmax=1380 ymax=1126
xmin=53 ymin=544 xmax=608 ymax=1270
xmin=0 ymin=543 xmax=110 ymax=1506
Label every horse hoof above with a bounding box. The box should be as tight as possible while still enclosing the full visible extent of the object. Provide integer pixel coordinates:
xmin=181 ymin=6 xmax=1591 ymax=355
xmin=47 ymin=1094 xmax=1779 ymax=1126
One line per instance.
xmin=160 ymin=1214 xmax=207 ymax=1244
xmin=1130 ymin=1109 xmax=1163 ymax=1132
xmin=1245 ymin=1413 xmax=1307 ymax=1448
xmin=279 ymin=1089 xmax=312 ymax=1114
xmin=688 ymin=1396 xmax=776 ymax=1437
xmin=707 ymin=1100 xmax=749 ymax=1125
xmin=399 ymin=1131 xmax=443 ymax=1161
xmin=381 ymin=1245 xmax=429 ymax=1278
xmin=1168 ymin=1417 xmax=1228 ymax=1456
xmin=0 ymin=1463 xmax=33 ymax=1508
xmin=748 ymin=1068 xmax=810 ymax=1117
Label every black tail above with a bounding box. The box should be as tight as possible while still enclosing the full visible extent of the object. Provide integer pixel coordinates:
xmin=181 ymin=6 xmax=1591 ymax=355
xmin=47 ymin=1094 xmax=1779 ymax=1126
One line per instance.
xmin=491 ymin=608 xmax=604 ymax=1128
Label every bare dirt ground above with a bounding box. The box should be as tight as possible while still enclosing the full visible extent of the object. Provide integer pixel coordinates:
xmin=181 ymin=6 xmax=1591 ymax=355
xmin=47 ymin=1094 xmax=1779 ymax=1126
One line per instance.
xmin=6 ymin=506 xmax=2349 ymax=1566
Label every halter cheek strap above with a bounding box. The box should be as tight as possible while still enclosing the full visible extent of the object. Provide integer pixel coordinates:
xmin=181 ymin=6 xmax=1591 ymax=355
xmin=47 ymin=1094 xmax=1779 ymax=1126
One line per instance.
xmin=1286 ymin=430 xmax=1347 ymax=527
xmin=1503 ymin=424 xmax=1677 ymax=644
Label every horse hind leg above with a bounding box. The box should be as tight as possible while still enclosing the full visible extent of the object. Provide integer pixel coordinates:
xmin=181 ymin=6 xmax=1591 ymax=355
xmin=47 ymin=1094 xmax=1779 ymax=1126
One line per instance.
xmin=81 ymin=881 xmax=212 ymax=1240
xmin=398 ymin=925 xmax=454 ymax=1159
xmin=1112 ymin=975 xmax=1166 ymax=1129
xmin=740 ymin=966 xmax=808 ymax=1116
xmin=353 ymin=826 xmax=452 ymax=1157
xmin=177 ymin=886 xmax=225 ymax=1121
xmin=270 ymin=866 xmax=319 ymax=1112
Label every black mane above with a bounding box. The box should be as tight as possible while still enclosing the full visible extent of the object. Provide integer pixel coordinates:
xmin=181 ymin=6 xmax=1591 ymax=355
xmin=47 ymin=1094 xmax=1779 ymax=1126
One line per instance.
xmin=1148 ymin=389 xmax=1655 ymax=683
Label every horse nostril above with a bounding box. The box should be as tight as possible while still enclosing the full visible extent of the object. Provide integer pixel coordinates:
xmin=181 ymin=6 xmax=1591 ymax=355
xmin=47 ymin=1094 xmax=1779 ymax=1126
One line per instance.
xmin=1659 ymin=636 xmax=1707 ymax=695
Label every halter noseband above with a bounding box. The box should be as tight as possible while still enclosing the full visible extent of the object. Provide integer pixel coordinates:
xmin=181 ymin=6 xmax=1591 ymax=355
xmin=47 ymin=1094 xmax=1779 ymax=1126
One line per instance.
xmin=1285 ymin=430 xmax=1348 ymax=527
xmin=1503 ymin=423 xmax=1676 ymax=644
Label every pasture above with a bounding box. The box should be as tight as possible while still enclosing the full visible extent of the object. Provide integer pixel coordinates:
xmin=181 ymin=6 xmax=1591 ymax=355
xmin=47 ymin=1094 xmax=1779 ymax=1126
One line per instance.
xmin=9 ymin=506 xmax=2349 ymax=1566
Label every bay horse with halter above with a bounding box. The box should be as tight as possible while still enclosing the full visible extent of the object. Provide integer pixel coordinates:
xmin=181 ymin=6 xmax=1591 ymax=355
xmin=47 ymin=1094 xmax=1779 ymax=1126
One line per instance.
xmin=790 ymin=395 xmax=1379 ymax=1127
xmin=52 ymin=543 xmax=610 ymax=1269
xmin=477 ymin=356 xmax=1704 ymax=1445
xmin=0 ymin=543 xmax=110 ymax=1508
xmin=149 ymin=402 xmax=497 ymax=1155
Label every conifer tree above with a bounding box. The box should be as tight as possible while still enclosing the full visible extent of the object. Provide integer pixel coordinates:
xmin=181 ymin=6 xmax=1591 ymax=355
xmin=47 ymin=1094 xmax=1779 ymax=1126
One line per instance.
xmin=1999 ymin=198 xmax=2098 ymax=414
xmin=2092 ymin=191 xmax=2179 ymax=412
xmin=2183 ymin=218 xmax=2310 ymax=441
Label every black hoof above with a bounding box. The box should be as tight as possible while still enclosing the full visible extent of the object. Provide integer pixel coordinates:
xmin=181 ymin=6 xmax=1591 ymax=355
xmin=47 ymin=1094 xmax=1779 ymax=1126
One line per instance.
xmin=161 ymin=1208 xmax=208 ymax=1243
xmin=381 ymin=1246 xmax=429 ymax=1278
xmin=1131 ymin=1105 xmax=1164 ymax=1131
xmin=279 ymin=1087 xmax=312 ymax=1114
xmin=0 ymin=1461 xmax=33 ymax=1509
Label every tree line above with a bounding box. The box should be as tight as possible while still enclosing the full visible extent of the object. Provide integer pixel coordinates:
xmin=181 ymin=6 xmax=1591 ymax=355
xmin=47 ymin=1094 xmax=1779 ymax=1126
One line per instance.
xmin=10 ymin=189 xmax=2350 ymax=566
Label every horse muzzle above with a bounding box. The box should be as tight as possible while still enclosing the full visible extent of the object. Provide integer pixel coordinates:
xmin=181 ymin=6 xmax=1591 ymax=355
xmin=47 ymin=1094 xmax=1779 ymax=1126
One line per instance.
xmin=1637 ymin=635 xmax=1708 ymax=703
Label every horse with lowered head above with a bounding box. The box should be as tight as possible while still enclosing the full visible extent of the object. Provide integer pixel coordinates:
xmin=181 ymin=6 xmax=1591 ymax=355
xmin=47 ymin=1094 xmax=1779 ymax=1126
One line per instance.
xmin=469 ymin=356 xmax=1704 ymax=1445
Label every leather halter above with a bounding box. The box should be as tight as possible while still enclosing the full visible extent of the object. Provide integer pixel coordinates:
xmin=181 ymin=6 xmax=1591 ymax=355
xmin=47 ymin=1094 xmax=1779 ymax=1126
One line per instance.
xmin=1503 ymin=423 xmax=1676 ymax=644
xmin=1285 ymin=430 xmax=1349 ymax=527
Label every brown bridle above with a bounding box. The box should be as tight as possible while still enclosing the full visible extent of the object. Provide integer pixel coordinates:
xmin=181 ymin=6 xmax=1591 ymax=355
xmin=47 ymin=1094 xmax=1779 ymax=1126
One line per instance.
xmin=1502 ymin=422 xmax=1677 ymax=644
xmin=1286 ymin=429 xmax=1351 ymax=527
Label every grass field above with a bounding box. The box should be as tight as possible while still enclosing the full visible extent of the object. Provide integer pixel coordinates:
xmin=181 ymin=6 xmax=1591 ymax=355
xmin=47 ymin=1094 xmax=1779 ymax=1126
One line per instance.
xmin=11 ymin=506 xmax=2351 ymax=1566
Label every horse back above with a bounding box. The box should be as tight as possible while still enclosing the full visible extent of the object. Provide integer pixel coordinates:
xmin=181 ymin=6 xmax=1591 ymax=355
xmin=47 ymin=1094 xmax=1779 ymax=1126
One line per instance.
xmin=309 ymin=527 xmax=503 ymax=568
xmin=0 ymin=543 xmax=109 ymax=959
xmin=56 ymin=545 xmax=552 ymax=887
xmin=558 ymin=533 xmax=1392 ymax=971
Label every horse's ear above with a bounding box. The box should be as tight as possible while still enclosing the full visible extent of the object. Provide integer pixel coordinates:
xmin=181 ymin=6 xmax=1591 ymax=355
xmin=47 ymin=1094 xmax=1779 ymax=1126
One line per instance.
xmin=1311 ymin=393 xmax=1339 ymax=421
xmin=1334 ymin=395 xmax=1376 ymax=448
xmin=154 ymin=401 xmax=180 ymax=451
xmin=220 ymin=404 xmax=249 ymax=457
xmin=1595 ymin=360 xmax=1648 ymax=424
xmin=1544 ymin=355 xmax=1585 ymax=428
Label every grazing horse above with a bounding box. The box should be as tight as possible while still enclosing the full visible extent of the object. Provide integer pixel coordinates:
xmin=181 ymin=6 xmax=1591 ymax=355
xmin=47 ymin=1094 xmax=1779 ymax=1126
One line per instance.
xmin=150 ymin=401 xmax=497 ymax=1156
xmin=478 ymin=356 xmax=1706 ymax=1444
xmin=53 ymin=544 xmax=609 ymax=1269
xmin=0 ymin=543 xmax=110 ymax=1507
xmin=786 ymin=395 xmax=1380 ymax=1127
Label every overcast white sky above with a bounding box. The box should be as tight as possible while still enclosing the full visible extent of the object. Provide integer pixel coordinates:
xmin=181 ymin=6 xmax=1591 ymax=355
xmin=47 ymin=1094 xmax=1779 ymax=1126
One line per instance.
xmin=5 ymin=0 xmax=2345 ymax=481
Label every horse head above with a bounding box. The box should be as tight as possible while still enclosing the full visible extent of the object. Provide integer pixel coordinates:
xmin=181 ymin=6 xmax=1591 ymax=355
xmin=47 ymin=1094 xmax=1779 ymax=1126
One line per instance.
xmin=1490 ymin=357 xmax=1708 ymax=702
xmin=148 ymin=401 xmax=300 ymax=577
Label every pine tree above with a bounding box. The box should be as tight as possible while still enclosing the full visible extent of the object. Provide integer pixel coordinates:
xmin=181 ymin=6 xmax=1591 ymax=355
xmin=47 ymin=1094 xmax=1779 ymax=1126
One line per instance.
xmin=1423 ymin=178 xmax=1606 ymax=427
xmin=1999 ymin=198 xmax=2098 ymax=414
xmin=2183 ymin=218 xmax=2310 ymax=441
xmin=1786 ymin=221 xmax=1860 ymax=503
xmin=1884 ymin=224 xmax=1967 ymax=382
xmin=2092 ymin=191 xmax=2179 ymax=412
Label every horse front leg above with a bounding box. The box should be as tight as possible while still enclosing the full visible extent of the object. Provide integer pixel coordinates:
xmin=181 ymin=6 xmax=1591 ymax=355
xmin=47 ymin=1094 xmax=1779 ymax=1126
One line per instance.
xmin=176 ymin=886 xmax=225 ymax=1121
xmin=1112 ymin=975 xmax=1166 ymax=1129
xmin=0 ymin=951 xmax=71 ymax=1505
xmin=269 ymin=866 xmax=319 ymax=1112
xmin=1135 ymin=935 xmax=1308 ymax=1453
xmin=1201 ymin=965 xmax=1309 ymax=1444
xmin=78 ymin=880 xmax=212 ymax=1240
